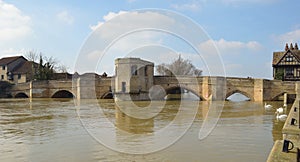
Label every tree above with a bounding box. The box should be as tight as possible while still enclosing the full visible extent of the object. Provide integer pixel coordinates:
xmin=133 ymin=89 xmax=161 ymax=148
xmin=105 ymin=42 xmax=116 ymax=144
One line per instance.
xmin=25 ymin=50 xmax=39 ymax=62
xmin=25 ymin=50 xmax=68 ymax=80
xmin=56 ymin=64 xmax=68 ymax=73
xmin=156 ymin=55 xmax=202 ymax=76
xmin=274 ymin=68 xmax=284 ymax=80
xmin=35 ymin=54 xmax=54 ymax=80
xmin=25 ymin=50 xmax=61 ymax=80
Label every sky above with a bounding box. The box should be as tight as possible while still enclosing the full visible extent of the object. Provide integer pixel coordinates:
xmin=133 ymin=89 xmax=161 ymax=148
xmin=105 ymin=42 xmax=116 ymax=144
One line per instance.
xmin=1 ymin=0 xmax=300 ymax=79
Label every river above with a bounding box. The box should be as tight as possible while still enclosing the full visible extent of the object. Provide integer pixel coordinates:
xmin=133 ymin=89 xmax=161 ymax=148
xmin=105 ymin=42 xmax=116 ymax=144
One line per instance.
xmin=0 ymin=98 xmax=286 ymax=162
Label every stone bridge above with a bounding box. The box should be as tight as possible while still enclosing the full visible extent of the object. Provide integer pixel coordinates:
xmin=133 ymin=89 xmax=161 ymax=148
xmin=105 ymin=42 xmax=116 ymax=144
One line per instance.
xmin=9 ymin=76 xmax=300 ymax=101
xmin=10 ymin=77 xmax=113 ymax=99
xmin=154 ymin=76 xmax=300 ymax=101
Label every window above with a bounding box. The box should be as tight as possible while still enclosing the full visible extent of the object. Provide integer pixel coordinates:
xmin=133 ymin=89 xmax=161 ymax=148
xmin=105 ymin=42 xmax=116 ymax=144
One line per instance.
xmin=115 ymin=66 xmax=117 ymax=76
xmin=286 ymin=67 xmax=294 ymax=76
xmin=18 ymin=74 xmax=21 ymax=79
xmin=122 ymin=82 xmax=126 ymax=93
xmin=2 ymin=66 xmax=5 ymax=70
xmin=144 ymin=66 xmax=148 ymax=76
xmin=1 ymin=75 xmax=3 ymax=80
xmin=286 ymin=56 xmax=293 ymax=62
xmin=131 ymin=65 xmax=137 ymax=76
xmin=297 ymin=69 xmax=300 ymax=77
xmin=7 ymin=72 xmax=13 ymax=80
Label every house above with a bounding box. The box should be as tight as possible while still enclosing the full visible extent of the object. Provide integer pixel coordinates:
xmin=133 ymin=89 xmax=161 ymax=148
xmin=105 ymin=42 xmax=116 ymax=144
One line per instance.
xmin=272 ymin=43 xmax=300 ymax=81
xmin=0 ymin=56 xmax=38 ymax=83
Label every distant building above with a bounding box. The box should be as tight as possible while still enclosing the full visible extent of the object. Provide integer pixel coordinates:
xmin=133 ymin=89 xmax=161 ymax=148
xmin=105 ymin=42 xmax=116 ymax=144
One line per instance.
xmin=52 ymin=72 xmax=73 ymax=80
xmin=114 ymin=57 xmax=154 ymax=101
xmin=0 ymin=56 xmax=38 ymax=83
xmin=273 ymin=43 xmax=300 ymax=81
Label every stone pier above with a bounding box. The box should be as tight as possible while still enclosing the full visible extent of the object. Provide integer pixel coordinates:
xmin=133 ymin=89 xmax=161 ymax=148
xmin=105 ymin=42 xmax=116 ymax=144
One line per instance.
xmin=267 ymin=98 xmax=300 ymax=161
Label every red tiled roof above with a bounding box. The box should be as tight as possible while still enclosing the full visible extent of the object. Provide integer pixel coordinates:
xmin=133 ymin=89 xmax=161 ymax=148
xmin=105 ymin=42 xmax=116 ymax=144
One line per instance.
xmin=273 ymin=50 xmax=300 ymax=65
xmin=272 ymin=51 xmax=285 ymax=65
xmin=0 ymin=56 xmax=26 ymax=66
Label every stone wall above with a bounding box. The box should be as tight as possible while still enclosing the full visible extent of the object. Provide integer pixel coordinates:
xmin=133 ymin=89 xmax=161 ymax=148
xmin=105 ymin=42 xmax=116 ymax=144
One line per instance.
xmin=0 ymin=81 xmax=12 ymax=98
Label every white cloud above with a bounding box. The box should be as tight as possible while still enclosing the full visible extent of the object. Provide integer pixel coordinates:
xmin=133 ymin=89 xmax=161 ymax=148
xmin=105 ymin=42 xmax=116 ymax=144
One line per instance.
xmin=0 ymin=48 xmax=26 ymax=59
xmin=75 ymin=11 xmax=179 ymax=74
xmin=171 ymin=2 xmax=201 ymax=12
xmin=275 ymin=29 xmax=300 ymax=45
xmin=89 ymin=11 xmax=175 ymax=34
xmin=2 ymin=48 xmax=25 ymax=54
xmin=87 ymin=50 xmax=103 ymax=60
xmin=198 ymin=38 xmax=262 ymax=56
xmin=0 ymin=0 xmax=31 ymax=41
xmin=90 ymin=11 xmax=127 ymax=31
xmin=88 ymin=10 xmax=176 ymax=57
xmin=57 ymin=11 xmax=74 ymax=25
xmin=196 ymin=39 xmax=263 ymax=76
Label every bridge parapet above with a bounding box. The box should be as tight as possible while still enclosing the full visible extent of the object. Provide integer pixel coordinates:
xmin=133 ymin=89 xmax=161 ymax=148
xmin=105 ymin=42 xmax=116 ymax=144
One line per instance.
xmin=76 ymin=77 xmax=114 ymax=99
xmin=48 ymin=80 xmax=73 ymax=88
xmin=31 ymin=80 xmax=51 ymax=98
xmin=7 ymin=76 xmax=300 ymax=101
xmin=10 ymin=82 xmax=31 ymax=98
xmin=262 ymin=79 xmax=296 ymax=101
xmin=11 ymin=82 xmax=30 ymax=91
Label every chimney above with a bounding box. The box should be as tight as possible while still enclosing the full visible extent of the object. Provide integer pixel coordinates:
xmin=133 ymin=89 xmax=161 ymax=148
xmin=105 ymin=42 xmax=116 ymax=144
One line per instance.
xmin=290 ymin=43 xmax=294 ymax=50
xmin=285 ymin=43 xmax=289 ymax=51
xmin=295 ymin=43 xmax=299 ymax=50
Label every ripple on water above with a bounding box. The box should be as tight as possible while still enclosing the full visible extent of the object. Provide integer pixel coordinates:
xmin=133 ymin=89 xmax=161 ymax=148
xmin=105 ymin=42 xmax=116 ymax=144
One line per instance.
xmin=0 ymin=115 xmax=54 ymax=125
xmin=0 ymin=99 xmax=287 ymax=161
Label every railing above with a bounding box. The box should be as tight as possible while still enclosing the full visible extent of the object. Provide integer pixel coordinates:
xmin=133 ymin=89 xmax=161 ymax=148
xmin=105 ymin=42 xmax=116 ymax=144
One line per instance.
xmin=284 ymin=75 xmax=300 ymax=81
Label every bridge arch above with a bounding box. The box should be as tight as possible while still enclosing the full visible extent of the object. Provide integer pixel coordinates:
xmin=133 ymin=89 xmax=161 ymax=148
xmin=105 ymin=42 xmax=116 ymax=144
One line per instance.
xmin=226 ymin=90 xmax=252 ymax=101
xmin=100 ymin=91 xmax=114 ymax=99
xmin=51 ymin=90 xmax=75 ymax=98
xmin=15 ymin=92 xmax=29 ymax=98
xmin=270 ymin=92 xmax=286 ymax=101
xmin=164 ymin=85 xmax=204 ymax=100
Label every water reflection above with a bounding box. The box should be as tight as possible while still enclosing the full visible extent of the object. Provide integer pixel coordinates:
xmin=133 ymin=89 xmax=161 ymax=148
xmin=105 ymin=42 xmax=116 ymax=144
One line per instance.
xmin=115 ymin=105 xmax=154 ymax=134
xmin=114 ymin=101 xmax=212 ymax=134
xmin=268 ymin=102 xmax=291 ymax=142
xmin=272 ymin=119 xmax=285 ymax=141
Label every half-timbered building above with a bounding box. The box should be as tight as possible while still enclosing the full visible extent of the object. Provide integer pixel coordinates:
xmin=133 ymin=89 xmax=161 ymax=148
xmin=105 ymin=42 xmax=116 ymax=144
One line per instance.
xmin=273 ymin=43 xmax=300 ymax=81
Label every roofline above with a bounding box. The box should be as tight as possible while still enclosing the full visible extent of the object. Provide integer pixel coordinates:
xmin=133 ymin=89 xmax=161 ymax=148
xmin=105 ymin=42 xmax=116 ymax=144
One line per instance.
xmin=273 ymin=49 xmax=300 ymax=66
xmin=0 ymin=56 xmax=27 ymax=66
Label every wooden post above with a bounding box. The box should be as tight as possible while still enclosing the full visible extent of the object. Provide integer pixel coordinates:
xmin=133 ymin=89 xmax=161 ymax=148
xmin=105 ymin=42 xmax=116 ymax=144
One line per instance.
xmin=284 ymin=92 xmax=287 ymax=107
xmin=76 ymin=78 xmax=80 ymax=100
xmin=29 ymin=81 xmax=33 ymax=98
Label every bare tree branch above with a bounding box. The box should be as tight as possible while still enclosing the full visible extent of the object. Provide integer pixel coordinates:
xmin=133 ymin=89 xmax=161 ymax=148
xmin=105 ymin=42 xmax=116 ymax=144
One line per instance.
xmin=24 ymin=50 xmax=68 ymax=80
xmin=56 ymin=64 xmax=69 ymax=73
xmin=25 ymin=50 xmax=39 ymax=62
xmin=156 ymin=55 xmax=202 ymax=76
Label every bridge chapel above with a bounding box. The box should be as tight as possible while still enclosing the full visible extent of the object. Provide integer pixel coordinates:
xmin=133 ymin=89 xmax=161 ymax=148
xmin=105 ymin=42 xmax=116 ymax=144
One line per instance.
xmin=273 ymin=43 xmax=300 ymax=81
xmin=114 ymin=58 xmax=154 ymax=101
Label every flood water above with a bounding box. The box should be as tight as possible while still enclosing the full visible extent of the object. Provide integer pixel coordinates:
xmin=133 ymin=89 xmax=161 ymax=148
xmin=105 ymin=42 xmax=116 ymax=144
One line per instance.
xmin=0 ymin=98 xmax=287 ymax=162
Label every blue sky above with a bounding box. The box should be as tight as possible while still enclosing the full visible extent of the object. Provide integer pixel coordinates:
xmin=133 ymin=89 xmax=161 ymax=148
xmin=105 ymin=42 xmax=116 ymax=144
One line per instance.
xmin=1 ymin=0 xmax=300 ymax=79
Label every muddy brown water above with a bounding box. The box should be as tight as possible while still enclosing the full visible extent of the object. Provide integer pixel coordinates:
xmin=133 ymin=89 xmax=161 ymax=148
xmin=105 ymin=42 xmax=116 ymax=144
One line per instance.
xmin=0 ymin=98 xmax=286 ymax=161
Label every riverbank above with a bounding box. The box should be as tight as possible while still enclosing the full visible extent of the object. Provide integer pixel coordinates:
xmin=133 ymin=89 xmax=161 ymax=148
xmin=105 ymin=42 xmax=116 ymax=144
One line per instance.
xmin=267 ymin=98 xmax=300 ymax=161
